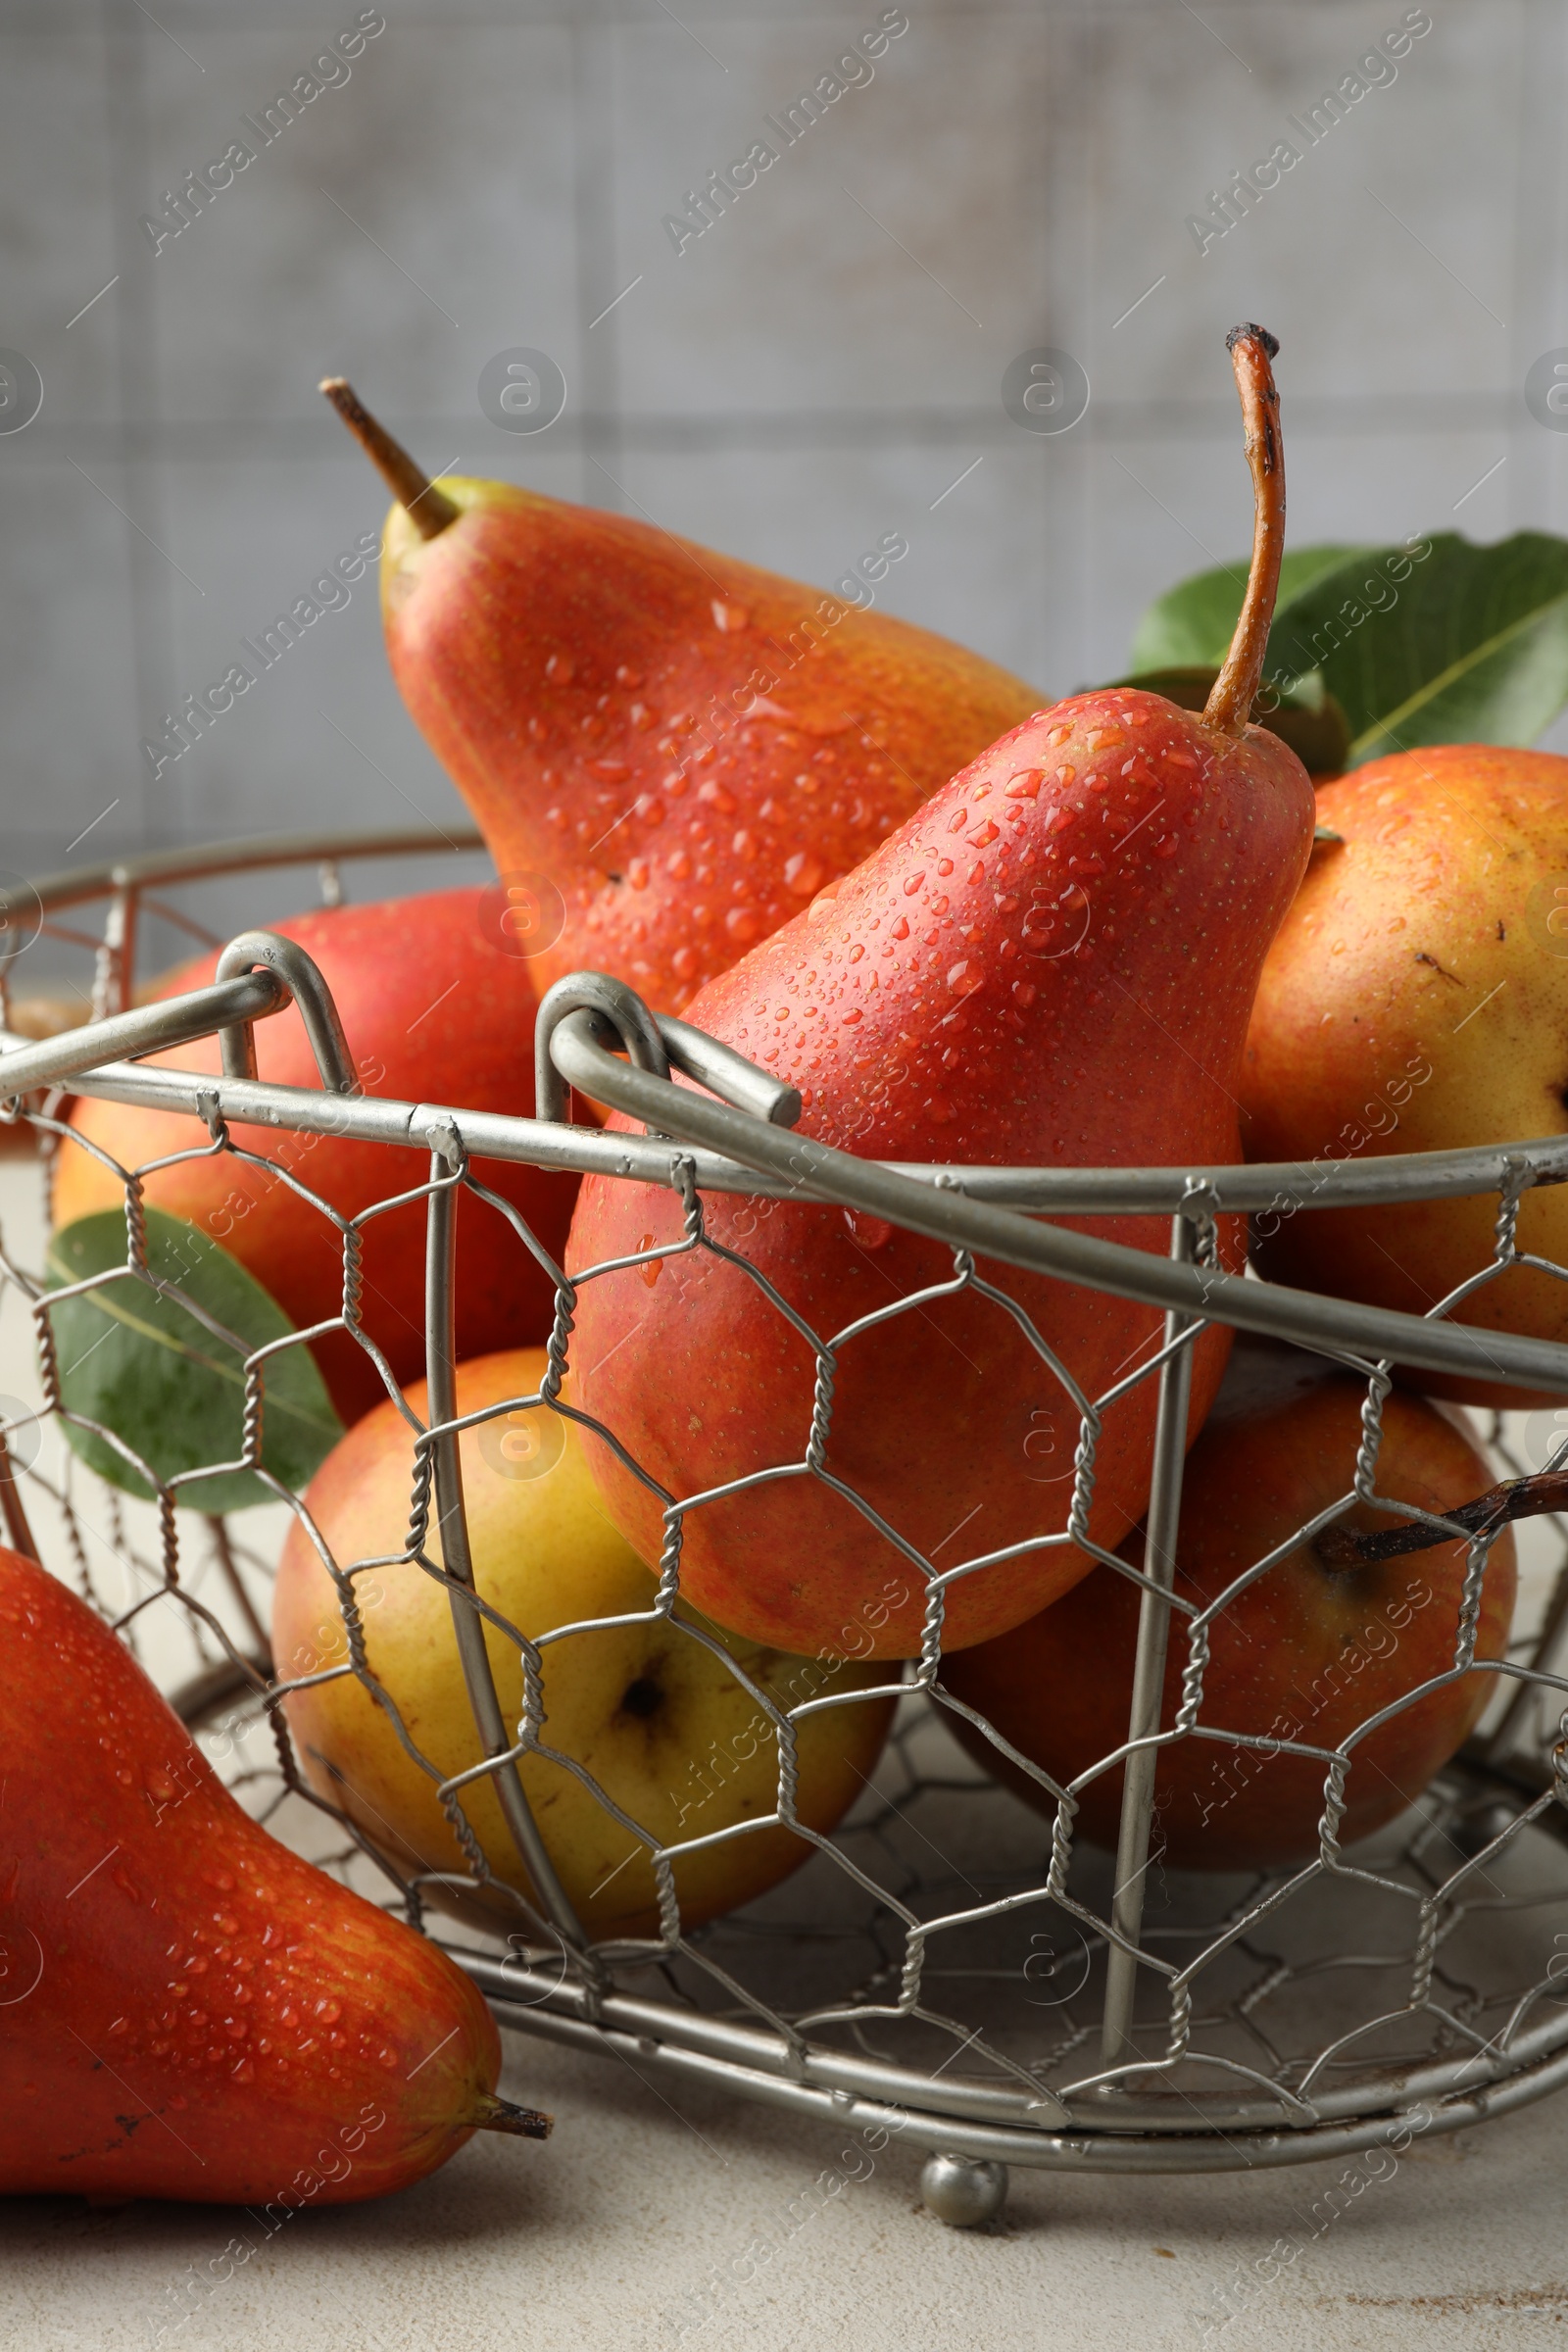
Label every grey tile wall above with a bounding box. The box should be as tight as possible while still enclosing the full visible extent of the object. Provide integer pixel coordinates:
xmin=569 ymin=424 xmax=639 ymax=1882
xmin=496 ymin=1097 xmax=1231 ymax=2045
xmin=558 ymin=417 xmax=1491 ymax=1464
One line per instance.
xmin=3 ymin=0 xmax=1565 ymax=964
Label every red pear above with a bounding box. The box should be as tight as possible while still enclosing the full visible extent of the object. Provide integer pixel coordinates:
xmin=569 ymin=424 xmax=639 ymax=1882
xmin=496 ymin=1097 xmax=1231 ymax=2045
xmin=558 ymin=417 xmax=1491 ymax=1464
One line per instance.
xmin=0 ymin=1547 xmax=544 ymax=2203
xmin=942 ymin=1339 xmax=1517 ymax=1867
xmin=54 ymin=889 xmax=576 ymax=1425
xmin=565 ymin=327 xmax=1316 ymax=1658
xmin=322 ymin=380 xmax=1040 ymax=1012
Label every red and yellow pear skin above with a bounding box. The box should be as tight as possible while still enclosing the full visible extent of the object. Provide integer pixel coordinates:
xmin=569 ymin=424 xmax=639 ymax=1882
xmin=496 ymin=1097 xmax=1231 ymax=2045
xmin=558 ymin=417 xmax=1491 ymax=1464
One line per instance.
xmin=271 ymin=1349 xmax=895 ymax=1943
xmin=943 ymin=1341 xmax=1517 ymax=1868
xmin=52 ymin=890 xmax=576 ymax=1426
xmin=1243 ymin=747 xmax=1568 ymax=1407
xmin=566 ymin=687 xmax=1315 ymax=1659
xmin=0 ymin=1547 xmax=515 ymax=2204
xmin=377 ymin=482 xmax=1041 ymax=1011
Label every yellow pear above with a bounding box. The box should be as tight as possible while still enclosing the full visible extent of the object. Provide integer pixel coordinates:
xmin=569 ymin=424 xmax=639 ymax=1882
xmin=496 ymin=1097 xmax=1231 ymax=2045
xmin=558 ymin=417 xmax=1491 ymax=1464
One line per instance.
xmin=272 ymin=1349 xmax=895 ymax=1942
xmin=1242 ymin=745 xmax=1568 ymax=1404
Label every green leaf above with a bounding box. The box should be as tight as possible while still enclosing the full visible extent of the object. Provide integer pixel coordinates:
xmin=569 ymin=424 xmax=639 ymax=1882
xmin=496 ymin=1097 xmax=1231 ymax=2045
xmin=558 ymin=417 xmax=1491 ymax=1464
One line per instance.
xmin=44 ymin=1207 xmax=344 ymax=1513
xmin=1260 ymin=533 xmax=1568 ymax=764
xmin=1128 ymin=545 xmax=1370 ymax=672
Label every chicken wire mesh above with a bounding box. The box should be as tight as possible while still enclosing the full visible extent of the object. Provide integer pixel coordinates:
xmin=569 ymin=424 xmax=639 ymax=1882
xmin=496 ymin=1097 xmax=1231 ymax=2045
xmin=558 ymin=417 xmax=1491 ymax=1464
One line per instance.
xmin=4 ymin=832 xmax=1568 ymax=2193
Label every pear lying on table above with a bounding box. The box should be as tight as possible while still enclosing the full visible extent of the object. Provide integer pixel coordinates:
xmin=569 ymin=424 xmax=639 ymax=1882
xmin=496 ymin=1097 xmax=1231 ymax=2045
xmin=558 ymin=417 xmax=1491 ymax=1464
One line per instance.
xmin=0 ymin=1546 xmax=545 ymax=2204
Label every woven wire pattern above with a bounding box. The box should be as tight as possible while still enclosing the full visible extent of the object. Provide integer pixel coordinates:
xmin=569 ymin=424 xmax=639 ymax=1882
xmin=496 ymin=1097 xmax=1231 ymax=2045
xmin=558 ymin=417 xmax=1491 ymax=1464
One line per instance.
xmin=4 ymin=1081 xmax=1568 ymax=2156
xmin=4 ymin=858 xmax=1568 ymax=2162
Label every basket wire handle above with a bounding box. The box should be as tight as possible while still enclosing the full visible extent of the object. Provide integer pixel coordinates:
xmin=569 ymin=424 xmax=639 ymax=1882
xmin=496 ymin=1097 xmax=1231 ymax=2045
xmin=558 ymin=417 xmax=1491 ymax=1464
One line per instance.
xmin=659 ymin=1013 xmax=802 ymax=1130
xmin=0 ymin=970 xmax=287 ymax=1102
xmin=533 ymin=970 xmax=801 ymax=1132
xmin=534 ymin=972 xmax=670 ymax=1128
xmin=215 ymin=929 xmax=357 ymax=1091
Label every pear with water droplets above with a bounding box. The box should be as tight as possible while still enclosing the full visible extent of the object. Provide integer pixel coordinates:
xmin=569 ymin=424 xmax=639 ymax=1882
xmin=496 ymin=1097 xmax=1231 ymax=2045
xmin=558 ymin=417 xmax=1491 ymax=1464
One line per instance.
xmin=1244 ymin=745 xmax=1568 ymax=1407
xmin=565 ymin=328 xmax=1316 ymax=1658
xmin=322 ymin=381 xmax=1039 ymax=1012
xmin=0 ymin=1547 xmax=547 ymax=2203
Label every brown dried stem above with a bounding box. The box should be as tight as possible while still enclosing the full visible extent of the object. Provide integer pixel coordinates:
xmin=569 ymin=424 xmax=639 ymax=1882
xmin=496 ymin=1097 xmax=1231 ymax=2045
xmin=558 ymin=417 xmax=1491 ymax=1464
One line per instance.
xmin=0 ymin=1428 xmax=39 ymax=1563
xmin=1203 ymin=324 xmax=1286 ymax=739
xmin=471 ymin=2092 xmax=554 ymax=2139
xmin=1315 ymin=1467 xmax=1568 ymax=1568
xmin=318 ymin=378 xmax=459 ymax=541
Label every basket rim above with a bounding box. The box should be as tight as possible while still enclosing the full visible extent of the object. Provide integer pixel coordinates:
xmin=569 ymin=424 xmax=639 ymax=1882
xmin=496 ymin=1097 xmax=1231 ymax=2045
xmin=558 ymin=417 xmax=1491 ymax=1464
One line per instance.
xmin=10 ymin=815 xmax=1568 ymax=1217
xmin=7 ymin=832 xmax=1568 ymax=1392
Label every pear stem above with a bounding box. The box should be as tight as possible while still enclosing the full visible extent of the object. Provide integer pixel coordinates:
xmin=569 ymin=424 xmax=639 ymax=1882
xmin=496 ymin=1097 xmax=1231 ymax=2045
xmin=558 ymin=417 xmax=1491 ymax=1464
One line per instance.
xmin=319 ymin=378 xmax=459 ymax=541
xmin=1202 ymin=324 xmax=1285 ymax=739
xmin=1316 ymin=1465 xmax=1568 ymax=1568
xmin=471 ymin=2092 xmax=554 ymax=2139
xmin=0 ymin=1428 xmax=40 ymax=1563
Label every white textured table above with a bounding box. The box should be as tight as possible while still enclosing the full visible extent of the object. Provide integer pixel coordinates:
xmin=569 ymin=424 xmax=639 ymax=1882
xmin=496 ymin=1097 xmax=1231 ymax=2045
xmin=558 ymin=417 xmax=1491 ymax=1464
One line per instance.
xmin=4 ymin=2022 xmax=1568 ymax=2351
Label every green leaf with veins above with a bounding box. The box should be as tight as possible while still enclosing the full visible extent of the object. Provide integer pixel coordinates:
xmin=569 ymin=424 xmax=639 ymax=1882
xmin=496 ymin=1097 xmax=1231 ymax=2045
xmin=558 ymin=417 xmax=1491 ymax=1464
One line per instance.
xmin=1259 ymin=533 xmax=1568 ymax=763
xmin=1128 ymin=545 xmax=1371 ymax=672
xmin=44 ymin=1206 xmax=343 ymax=1512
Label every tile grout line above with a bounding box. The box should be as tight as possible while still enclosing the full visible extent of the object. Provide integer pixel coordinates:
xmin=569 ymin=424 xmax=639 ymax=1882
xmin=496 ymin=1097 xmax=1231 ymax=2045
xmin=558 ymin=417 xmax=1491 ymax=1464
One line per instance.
xmin=101 ymin=0 xmax=174 ymax=852
xmin=571 ymin=17 xmax=623 ymax=510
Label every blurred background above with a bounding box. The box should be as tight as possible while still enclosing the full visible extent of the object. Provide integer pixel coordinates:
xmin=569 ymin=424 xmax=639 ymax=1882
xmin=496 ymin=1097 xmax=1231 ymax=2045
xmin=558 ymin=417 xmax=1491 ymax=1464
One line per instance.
xmin=3 ymin=0 xmax=1564 ymax=966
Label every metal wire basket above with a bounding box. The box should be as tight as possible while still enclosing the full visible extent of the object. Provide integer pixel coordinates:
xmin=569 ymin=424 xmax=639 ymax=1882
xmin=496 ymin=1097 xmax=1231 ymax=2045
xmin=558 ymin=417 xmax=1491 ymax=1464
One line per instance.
xmin=3 ymin=827 xmax=1568 ymax=2227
